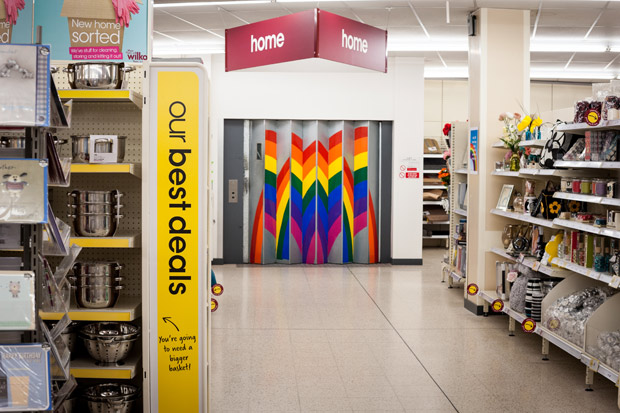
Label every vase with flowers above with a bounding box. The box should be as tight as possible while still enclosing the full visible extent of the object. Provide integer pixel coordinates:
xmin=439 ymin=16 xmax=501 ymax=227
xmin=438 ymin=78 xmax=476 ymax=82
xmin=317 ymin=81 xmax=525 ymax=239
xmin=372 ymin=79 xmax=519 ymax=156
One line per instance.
xmin=499 ymin=112 xmax=523 ymax=171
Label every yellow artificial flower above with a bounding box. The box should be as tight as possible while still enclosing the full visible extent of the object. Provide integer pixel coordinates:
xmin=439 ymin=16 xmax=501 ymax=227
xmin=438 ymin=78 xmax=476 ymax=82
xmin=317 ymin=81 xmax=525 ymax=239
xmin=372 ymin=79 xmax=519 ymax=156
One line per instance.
xmin=530 ymin=117 xmax=543 ymax=134
xmin=518 ymin=115 xmax=532 ymax=132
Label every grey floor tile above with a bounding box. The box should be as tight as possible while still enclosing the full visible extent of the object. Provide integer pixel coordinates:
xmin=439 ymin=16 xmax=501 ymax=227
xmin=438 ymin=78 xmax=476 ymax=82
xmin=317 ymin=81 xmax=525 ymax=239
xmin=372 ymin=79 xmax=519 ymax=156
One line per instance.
xmin=210 ymin=249 xmax=620 ymax=413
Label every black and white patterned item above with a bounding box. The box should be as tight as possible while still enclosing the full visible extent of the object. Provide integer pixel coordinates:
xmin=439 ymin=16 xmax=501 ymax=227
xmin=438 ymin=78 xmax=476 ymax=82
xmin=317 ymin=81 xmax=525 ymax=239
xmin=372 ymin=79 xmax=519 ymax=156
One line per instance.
xmin=543 ymin=286 xmax=616 ymax=347
xmin=525 ymin=278 xmax=542 ymax=319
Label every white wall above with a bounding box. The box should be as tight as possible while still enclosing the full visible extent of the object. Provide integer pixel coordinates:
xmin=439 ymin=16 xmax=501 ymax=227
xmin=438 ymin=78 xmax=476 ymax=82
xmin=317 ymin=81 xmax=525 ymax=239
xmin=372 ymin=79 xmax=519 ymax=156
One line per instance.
xmin=423 ymin=79 xmax=592 ymax=137
xmin=210 ymin=55 xmax=425 ymax=261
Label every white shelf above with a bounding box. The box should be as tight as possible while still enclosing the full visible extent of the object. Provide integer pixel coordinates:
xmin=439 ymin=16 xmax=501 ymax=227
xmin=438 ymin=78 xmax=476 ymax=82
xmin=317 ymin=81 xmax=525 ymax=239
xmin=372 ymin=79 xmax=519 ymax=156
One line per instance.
xmin=518 ymin=168 xmax=573 ymax=177
xmin=478 ymin=290 xmax=526 ymax=323
xmin=454 ymin=168 xmax=468 ymax=175
xmin=423 ymin=235 xmax=449 ymax=239
xmin=552 ymin=191 xmax=620 ymax=207
xmin=489 ymin=247 xmax=567 ymax=277
xmin=424 ymin=221 xmax=450 ymax=225
xmin=553 ymin=218 xmax=620 ymax=239
xmin=423 ymin=185 xmax=447 ymax=189
xmin=423 ymin=201 xmax=445 ymax=205
xmin=423 ymin=154 xmax=443 ymax=158
xmin=557 ymin=120 xmax=620 ymax=134
xmin=423 ymin=170 xmax=442 ymax=174
xmin=553 ymin=160 xmax=620 ymax=169
xmin=450 ymin=270 xmax=465 ymax=282
xmin=550 ymin=257 xmax=614 ymax=285
xmin=491 ymin=170 xmax=520 ymax=177
xmin=490 ymin=208 xmax=557 ymax=228
xmin=454 ymin=208 xmax=468 ymax=217
xmin=492 ymin=142 xmax=505 ymax=148
xmin=519 ymin=139 xmax=548 ymax=148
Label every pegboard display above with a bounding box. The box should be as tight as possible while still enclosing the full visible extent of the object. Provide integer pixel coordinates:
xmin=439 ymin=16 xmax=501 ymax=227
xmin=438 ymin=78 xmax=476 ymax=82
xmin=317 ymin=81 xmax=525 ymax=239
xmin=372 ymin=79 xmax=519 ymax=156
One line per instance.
xmin=50 ymin=174 xmax=142 ymax=297
xmin=51 ymin=63 xmax=144 ymax=94
xmin=47 ymin=68 xmax=143 ymax=298
xmin=53 ymin=102 xmax=142 ymax=164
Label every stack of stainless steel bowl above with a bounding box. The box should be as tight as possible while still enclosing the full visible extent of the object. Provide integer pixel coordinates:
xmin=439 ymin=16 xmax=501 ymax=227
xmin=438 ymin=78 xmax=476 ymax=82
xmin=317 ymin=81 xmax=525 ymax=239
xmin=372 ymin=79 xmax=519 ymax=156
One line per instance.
xmin=68 ymin=190 xmax=123 ymax=237
xmin=71 ymin=262 xmax=123 ymax=309
xmin=80 ymin=322 xmax=140 ymax=364
xmin=83 ymin=383 xmax=139 ymax=413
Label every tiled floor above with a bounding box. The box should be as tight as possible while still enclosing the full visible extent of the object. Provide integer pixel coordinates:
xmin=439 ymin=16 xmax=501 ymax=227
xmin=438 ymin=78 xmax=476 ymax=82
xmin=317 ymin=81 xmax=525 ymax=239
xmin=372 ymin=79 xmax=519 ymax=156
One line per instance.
xmin=210 ymin=248 xmax=620 ymax=412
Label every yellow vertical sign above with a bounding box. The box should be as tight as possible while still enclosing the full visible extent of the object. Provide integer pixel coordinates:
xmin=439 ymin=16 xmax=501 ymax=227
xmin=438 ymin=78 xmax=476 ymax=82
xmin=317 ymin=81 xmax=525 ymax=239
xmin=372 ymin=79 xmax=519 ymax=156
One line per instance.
xmin=157 ymin=71 xmax=201 ymax=411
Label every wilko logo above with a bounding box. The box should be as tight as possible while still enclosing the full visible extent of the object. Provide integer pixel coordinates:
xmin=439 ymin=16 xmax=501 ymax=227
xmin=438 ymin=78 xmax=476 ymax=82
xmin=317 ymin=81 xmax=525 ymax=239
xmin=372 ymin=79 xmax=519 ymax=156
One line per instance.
xmin=126 ymin=50 xmax=148 ymax=61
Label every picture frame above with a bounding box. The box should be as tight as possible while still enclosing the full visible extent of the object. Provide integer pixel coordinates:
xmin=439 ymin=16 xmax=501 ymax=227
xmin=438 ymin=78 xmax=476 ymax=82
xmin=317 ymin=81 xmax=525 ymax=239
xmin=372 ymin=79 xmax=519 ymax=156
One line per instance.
xmin=497 ymin=184 xmax=514 ymax=211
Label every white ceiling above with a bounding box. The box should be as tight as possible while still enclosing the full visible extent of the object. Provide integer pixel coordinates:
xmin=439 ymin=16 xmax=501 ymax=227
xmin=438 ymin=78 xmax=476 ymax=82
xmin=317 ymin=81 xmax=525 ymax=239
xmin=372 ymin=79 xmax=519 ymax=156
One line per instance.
xmin=152 ymin=0 xmax=620 ymax=80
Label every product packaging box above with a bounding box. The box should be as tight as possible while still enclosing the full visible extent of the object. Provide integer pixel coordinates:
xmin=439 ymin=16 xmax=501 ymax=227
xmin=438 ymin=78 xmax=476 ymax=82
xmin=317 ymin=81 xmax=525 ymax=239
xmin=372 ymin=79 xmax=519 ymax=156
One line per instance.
xmin=585 ymin=233 xmax=595 ymax=269
xmin=0 ymin=159 xmax=48 ymax=224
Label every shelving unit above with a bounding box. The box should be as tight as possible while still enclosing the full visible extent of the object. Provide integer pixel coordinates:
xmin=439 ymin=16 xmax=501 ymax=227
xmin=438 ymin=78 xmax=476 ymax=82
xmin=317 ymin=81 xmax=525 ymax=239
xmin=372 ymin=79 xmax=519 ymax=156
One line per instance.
xmin=51 ymin=67 xmax=145 ymax=402
xmin=475 ymin=115 xmax=620 ymax=407
xmin=443 ymin=121 xmax=468 ymax=287
xmin=423 ymin=146 xmax=449 ymax=246
xmin=477 ymin=286 xmax=620 ymax=396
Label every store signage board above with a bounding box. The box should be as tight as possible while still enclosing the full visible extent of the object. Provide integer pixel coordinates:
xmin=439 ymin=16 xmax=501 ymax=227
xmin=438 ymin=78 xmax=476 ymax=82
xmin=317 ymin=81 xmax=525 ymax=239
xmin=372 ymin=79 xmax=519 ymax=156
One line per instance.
xmin=148 ymin=63 xmax=209 ymax=412
xmin=225 ymin=9 xmax=316 ymax=71
xmin=225 ymin=8 xmax=387 ymax=72
xmin=317 ymin=10 xmax=387 ymax=73
xmin=33 ymin=0 xmax=148 ymax=62
xmin=0 ymin=0 xmax=33 ymax=44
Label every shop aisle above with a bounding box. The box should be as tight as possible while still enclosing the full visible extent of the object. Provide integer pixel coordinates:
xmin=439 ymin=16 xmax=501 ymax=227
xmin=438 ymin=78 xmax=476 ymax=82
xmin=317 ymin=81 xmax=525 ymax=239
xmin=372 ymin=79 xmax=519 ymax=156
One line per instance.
xmin=210 ymin=249 xmax=619 ymax=413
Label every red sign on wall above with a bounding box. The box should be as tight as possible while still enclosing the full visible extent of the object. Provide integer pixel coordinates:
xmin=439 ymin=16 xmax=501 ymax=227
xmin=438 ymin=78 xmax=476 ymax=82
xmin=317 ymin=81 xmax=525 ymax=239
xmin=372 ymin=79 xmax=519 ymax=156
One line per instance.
xmin=225 ymin=9 xmax=387 ymax=73
xmin=317 ymin=10 xmax=387 ymax=73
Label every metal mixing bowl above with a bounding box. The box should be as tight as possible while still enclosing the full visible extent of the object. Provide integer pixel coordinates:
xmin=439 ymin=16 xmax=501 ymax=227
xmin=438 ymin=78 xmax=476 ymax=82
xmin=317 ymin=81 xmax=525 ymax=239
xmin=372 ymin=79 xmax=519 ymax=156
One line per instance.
xmin=80 ymin=322 xmax=140 ymax=341
xmin=84 ymin=383 xmax=139 ymax=413
xmin=82 ymin=336 xmax=136 ymax=363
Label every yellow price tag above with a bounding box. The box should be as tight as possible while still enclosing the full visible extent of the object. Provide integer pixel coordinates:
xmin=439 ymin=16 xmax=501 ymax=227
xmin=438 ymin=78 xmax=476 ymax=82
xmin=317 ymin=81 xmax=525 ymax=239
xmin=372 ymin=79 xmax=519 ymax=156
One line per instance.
xmin=522 ymin=318 xmax=537 ymax=333
xmin=532 ymin=261 xmax=541 ymax=271
xmin=492 ymin=299 xmax=504 ymax=313
xmin=609 ymin=275 xmax=620 ymax=289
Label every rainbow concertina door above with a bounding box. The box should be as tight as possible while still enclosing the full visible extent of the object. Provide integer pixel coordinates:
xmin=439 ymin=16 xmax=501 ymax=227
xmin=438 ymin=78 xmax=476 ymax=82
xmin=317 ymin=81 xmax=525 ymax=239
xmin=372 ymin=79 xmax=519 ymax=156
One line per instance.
xmin=248 ymin=120 xmax=381 ymax=265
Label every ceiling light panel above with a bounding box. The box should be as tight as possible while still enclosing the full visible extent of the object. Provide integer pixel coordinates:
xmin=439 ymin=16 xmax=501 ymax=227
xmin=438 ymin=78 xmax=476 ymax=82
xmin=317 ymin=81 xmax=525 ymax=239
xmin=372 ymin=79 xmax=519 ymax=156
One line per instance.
xmin=154 ymin=1 xmax=271 ymax=8
xmin=154 ymin=11 xmax=226 ymax=31
xmin=353 ymin=7 xmax=414 ymax=28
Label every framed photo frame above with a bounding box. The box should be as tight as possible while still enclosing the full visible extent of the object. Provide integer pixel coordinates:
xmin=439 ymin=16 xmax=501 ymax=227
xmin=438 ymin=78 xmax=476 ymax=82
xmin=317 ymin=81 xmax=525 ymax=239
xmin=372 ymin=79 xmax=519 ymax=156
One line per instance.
xmin=497 ymin=184 xmax=514 ymax=211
